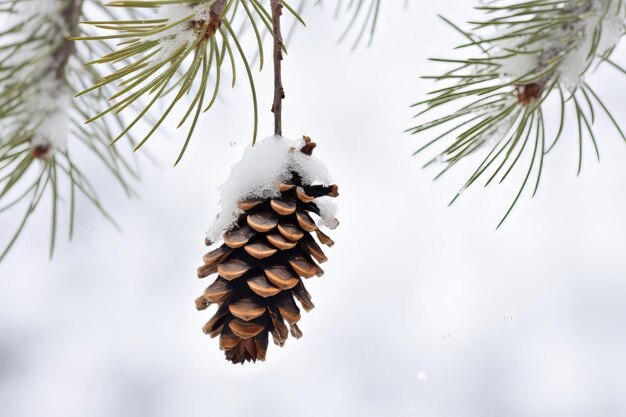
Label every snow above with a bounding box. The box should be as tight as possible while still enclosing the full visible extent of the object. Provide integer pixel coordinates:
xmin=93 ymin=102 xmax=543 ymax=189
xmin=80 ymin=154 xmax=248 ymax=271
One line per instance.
xmin=0 ymin=0 xmax=71 ymax=152
xmin=492 ymin=36 xmax=540 ymax=81
xmin=206 ymin=135 xmax=337 ymax=243
xmin=315 ymin=197 xmax=340 ymax=229
xmin=556 ymin=0 xmax=626 ymax=89
xmin=497 ymin=52 xmax=540 ymax=81
xmin=455 ymin=0 xmax=626 ymax=155
xmin=28 ymin=75 xmax=72 ymax=152
xmin=481 ymin=106 xmax=519 ymax=150
xmin=484 ymin=0 xmax=626 ymax=90
xmin=4 ymin=4 xmax=626 ymax=416
xmin=2 ymin=1 xmax=65 ymax=65
xmin=416 ymin=370 xmax=428 ymax=383
xmin=146 ymin=3 xmax=215 ymax=67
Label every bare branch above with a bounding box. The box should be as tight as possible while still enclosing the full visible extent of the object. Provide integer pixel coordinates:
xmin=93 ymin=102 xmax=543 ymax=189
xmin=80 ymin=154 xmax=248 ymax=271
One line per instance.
xmin=271 ymin=0 xmax=285 ymax=137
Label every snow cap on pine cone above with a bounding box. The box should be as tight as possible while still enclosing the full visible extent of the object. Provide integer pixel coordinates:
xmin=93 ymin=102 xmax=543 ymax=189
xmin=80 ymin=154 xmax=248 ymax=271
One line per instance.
xmin=207 ymin=135 xmax=339 ymax=244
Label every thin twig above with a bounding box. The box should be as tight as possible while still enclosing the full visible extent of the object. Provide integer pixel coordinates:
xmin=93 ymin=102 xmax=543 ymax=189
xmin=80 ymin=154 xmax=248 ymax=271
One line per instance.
xmin=210 ymin=0 xmax=229 ymax=24
xmin=271 ymin=0 xmax=285 ymax=136
xmin=54 ymin=0 xmax=84 ymax=80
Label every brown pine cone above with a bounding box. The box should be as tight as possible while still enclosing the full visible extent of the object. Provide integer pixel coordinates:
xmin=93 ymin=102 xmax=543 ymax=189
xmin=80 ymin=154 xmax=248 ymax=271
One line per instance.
xmin=197 ymin=139 xmax=338 ymax=364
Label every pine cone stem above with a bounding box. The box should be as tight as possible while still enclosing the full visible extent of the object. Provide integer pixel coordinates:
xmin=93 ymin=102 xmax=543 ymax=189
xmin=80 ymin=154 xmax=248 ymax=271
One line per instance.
xmin=271 ymin=0 xmax=285 ymax=137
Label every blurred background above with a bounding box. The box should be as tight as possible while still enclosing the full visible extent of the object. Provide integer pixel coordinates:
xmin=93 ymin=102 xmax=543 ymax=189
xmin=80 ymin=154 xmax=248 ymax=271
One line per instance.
xmin=1 ymin=1 xmax=626 ymax=416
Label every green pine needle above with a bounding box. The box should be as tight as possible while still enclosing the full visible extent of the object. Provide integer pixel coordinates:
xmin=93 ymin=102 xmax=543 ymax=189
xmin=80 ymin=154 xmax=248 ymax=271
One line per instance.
xmin=0 ymin=0 xmax=139 ymax=262
xmin=74 ymin=0 xmax=305 ymax=163
xmin=410 ymin=0 xmax=626 ymax=228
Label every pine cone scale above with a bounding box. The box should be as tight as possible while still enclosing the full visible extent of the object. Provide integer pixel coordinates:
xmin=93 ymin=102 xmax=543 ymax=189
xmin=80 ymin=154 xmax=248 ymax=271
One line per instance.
xmin=270 ymin=198 xmax=297 ymax=215
xmin=229 ymin=298 xmax=267 ymax=321
xmin=247 ymin=274 xmax=282 ymax=298
xmin=277 ymin=223 xmax=304 ymax=241
xmin=300 ymin=235 xmax=327 ymax=263
xmin=204 ymin=277 xmax=232 ymax=303
xmin=229 ymin=318 xmax=266 ymax=339
xmin=247 ymin=210 xmax=279 ymax=233
xmin=223 ymin=226 xmax=256 ymax=248
xmin=266 ymin=232 xmax=298 ymax=250
xmin=296 ymin=210 xmax=318 ymax=232
xmin=217 ymin=259 xmax=253 ymax=281
xmin=238 ymin=199 xmax=264 ymax=211
xmin=287 ymin=254 xmax=318 ymax=278
xmin=264 ymin=265 xmax=300 ymax=290
xmin=244 ymin=241 xmax=278 ymax=259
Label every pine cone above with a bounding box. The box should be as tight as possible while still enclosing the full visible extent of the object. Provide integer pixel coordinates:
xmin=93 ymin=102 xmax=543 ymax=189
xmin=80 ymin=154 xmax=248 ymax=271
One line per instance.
xmin=197 ymin=138 xmax=339 ymax=364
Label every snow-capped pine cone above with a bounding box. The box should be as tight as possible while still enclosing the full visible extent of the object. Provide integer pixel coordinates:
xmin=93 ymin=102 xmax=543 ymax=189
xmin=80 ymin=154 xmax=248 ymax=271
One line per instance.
xmin=197 ymin=146 xmax=338 ymax=364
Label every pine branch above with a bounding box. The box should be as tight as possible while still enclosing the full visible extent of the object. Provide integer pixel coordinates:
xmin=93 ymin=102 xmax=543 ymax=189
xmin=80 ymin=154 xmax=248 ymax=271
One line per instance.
xmin=74 ymin=0 xmax=305 ymax=163
xmin=410 ymin=0 xmax=626 ymax=228
xmin=53 ymin=0 xmax=83 ymax=80
xmin=0 ymin=0 xmax=140 ymax=262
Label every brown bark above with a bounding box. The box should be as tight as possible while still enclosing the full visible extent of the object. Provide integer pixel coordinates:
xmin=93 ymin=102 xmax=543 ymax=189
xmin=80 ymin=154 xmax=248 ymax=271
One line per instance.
xmin=270 ymin=0 xmax=285 ymax=136
xmin=53 ymin=0 xmax=84 ymax=81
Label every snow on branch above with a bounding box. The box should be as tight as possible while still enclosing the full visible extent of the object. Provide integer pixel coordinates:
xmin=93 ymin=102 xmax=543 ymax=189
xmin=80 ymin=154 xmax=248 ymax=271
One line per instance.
xmin=0 ymin=0 xmax=139 ymax=261
xmin=410 ymin=0 xmax=626 ymax=227
xmin=75 ymin=0 xmax=305 ymax=163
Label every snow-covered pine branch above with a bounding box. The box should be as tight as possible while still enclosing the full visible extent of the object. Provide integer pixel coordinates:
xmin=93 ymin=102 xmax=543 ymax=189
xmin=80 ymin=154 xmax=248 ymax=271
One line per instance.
xmin=0 ymin=0 xmax=139 ymax=261
xmin=410 ymin=0 xmax=626 ymax=227
xmin=74 ymin=0 xmax=305 ymax=164
xmin=1 ymin=0 xmax=76 ymax=153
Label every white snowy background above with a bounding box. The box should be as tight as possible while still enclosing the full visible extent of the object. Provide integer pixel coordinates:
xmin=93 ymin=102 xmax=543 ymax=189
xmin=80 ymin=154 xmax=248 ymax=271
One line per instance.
xmin=1 ymin=1 xmax=626 ymax=416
